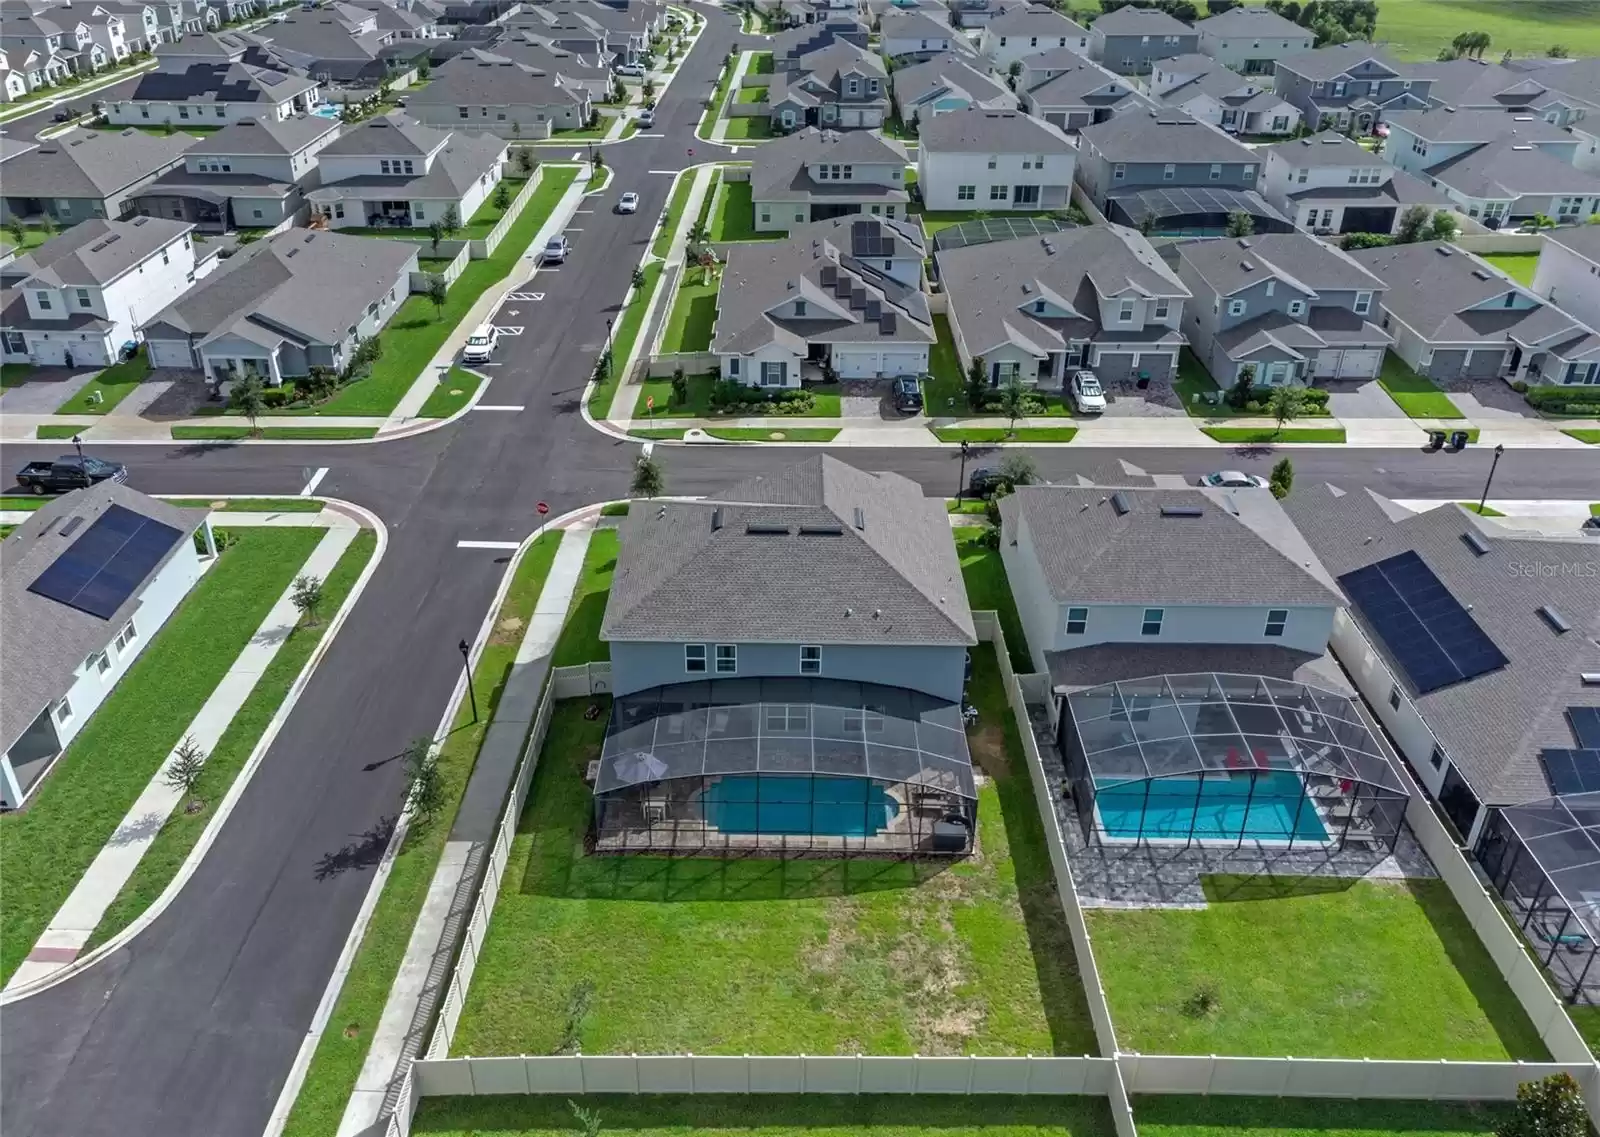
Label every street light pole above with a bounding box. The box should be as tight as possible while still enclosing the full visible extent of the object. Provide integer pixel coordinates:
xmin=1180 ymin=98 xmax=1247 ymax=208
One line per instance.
xmin=957 ymin=440 xmax=971 ymax=500
xmin=458 ymin=638 xmax=478 ymax=722
xmin=72 ymin=433 xmax=83 ymax=460
xmin=1477 ymin=443 xmax=1505 ymax=516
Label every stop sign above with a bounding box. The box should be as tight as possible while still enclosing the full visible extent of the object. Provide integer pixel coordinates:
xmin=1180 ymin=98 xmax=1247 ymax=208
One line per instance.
xmin=537 ymin=501 xmax=549 ymax=515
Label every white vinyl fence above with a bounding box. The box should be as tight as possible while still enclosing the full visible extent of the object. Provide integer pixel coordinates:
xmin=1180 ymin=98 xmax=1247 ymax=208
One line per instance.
xmin=1120 ymin=1054 xmax=1593 ymax=1100
xmin=478 ymin=169 xmax=544 ymax=259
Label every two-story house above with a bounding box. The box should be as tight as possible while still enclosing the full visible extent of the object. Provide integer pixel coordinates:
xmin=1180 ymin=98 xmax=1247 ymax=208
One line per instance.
xmin=768 ymin=40 xmax=888 ymax=131
xmin=406 ymin=49 xmax=591 ymax=137
xmin=1272 ymin=44 xmax=1432 ymax=134
xmin=1383 ymin=108 xmax=1600 ymax=227
xmin=1164 ymin=232 xmax=1392 ymax=386
xmin=477 ymin=35 xmax=612 ymax=104
xmin=711 ymin=216 xmax=934 ymax=384
xmin=1193 ymin=5 xmax=1311 ymax=75
xmin=1076 ymin=110 xmax=1289 ymax=234
xmin=1348 ymin=240 xmax=1600 ymax=387
xmin=138 ymin=227 xmax=417 ymax=385
xmin=306 ymin=113 xmax=506 ymax=231
xmin=949 ymin=0 xmax=1027 ymax=29
xmin=130 ymin=113 xmax=340 ymax=231
xmin=1414 ymin=58 xmax=1599 ymax=131
xmin=1258 ymin=130 xmax=1453 ymax=237
xmin=1 ymin=127 xmax=194 ymax=227
xmin=978 ymin=5 xmax=1089 ymax=70
xmin=0 ymin=216 xmax=206 ymax=367
xmin=0 ymin=13 xmax=103 ymax=78
xmin=892 ymin=55 xmax=1015 ymax=123
xmin=0 ymin=48 xmax=29 ymax=100
xmin=92 ymin=2 xmax=161 ymax=56
xmin=1532 ymin=225 xmax=1600 ymax=334
xmin=935 ymin=223 xmax=1192 ymax=388
xmin=877 ymin=8 xmax=967 ymax=63
xmin=1018 ymin=52 xmax=1149 ymax=132
xmin=242 ymin=5 xmax=430 ymax=87
xmin=1088 ymin=3 xmax=1198 ymax=76
xmin=1150 ymin=52 xmax=1300 ymax=136
xmin=110 ymin=35 xmax=321 ymax=125
xmin=916 ymin=107 xmax=1074 ymax=212
xmin=748 ymin=127 xmax=911 ymax=231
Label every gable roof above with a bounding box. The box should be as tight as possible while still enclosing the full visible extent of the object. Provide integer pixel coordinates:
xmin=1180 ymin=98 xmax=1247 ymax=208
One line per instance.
xmin=5 ymin=216 xmax=192 ymax=288
xmin=1546 ymin=224 xmax=1600 ymax=266
xmin=1263 ymin=128 xmax=1390 ymax=167
xmin=185 ymin=112 xmax=341 ymax=156
xmin=892 ymin=55 xmax=1014 ymax=111
xmin=1385 ymin=107 xmax=1575 ymax=144
xmin=1024 ymin=55 xmax=1146 ymax=109
xmin=1168 ymin=232 xmax=1385 ymax=298
xmin=750 ymin=127 xmax=911 ymax=201
xmin=985 ymin=4 xmax=1087 ymax=38
xmin=1078 ymin=108 xmax=1257 ymax=163
xmin=0 ymin=126 xmax=193 ymax=199
xmin=1277 ymin=43 xmax=1406 ymax=82
xmin=318 ymin=111 xmax=448 ymax=156
xmin=1422 ymin=137 xmax=1600 ymax=199
xmin=408 ymin=49 xmax=589 ymax=106
xmin=917 ymin=106 xmax=1070 ymax=153
xmin=877 ymin=8 xmax=957 ymax=42
xmin=602 ymin=455 xmax=976 ymax=646
xmin=126 ymin=60 xmax=318 ymax=104
xmin=1091 ymin=3 xmax=1192 ymax=36
xmin=1195 ymin=5 xmax=1307 ymax=38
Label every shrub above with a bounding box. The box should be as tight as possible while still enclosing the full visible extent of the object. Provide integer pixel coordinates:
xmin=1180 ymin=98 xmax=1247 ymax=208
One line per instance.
xmin=1511 ymin=379 xmax=1529 ymax=393
xmin=261 ymin=387 xmax=291 ymax=408
xmin=1525 ymin=385 xmax=1600 ymax=415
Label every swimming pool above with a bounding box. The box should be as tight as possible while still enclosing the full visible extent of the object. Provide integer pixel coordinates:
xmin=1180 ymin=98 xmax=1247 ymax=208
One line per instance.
xmin=1095 ymin=770 xmax=1328 ymax=843
xmin=311 ymin=104 xmax=341 ymax=118
xmin=703 ymin=775 xmax=900 ymax=837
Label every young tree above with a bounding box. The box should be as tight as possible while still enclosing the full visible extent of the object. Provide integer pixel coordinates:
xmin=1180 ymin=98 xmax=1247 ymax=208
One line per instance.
xmin=999 ymin=372 xmax=1028 ymax=434
xmin=1394 ymin=203 xmax=1431 ymax=244
xmin=440 ymin=205 xmax=461 ymax=239
xmin=1227 ymin=364 xmax=1256 ymax=410
xmin=6 ymin=215 xmax=26 ymax=251
xmin=39 ymin=214 xmax=57 ymax=238
xmin=428 ymin=218 xmax=445 ymax=255
xmin=493 ymin=181 xmax=511 ymax=211
xmin=1499 ymin=1072 xmax=1586 ymax=1137
xmin=696 ymin=249 xmax=718 ymax=285
xmin=164 ymin=735 xmax=208 ymax=803
xmin=568 ymin=1100 xmax=604 ymax=1137
xmin=516 ymin=147 xmax=534 ymax=177
xmin=1224 ymin=210 xmax=1255 ymax=238
xmin=401 ymin=735 xmax=445 ymax=828
xmin=630 ymin=454 xmax=665 ymax=499
xmin=670 ymin=365 xmax=687 ymax=405
xmin=1269 ymin=383 xmax=1304 ymax=433
xmin=230 ymin=373 xmax=267 ymax=437
xmin=1426 ymin=209 xmax=1459 ymax=241
xmin=965 ymin=354 xmax=988 ymax=410
xmin=291 ymin=574 xmax=325 ymax=626
xmin=1547 ymin=44 xmax=1570 ymax=58
xmin=1006 ymin=60 xmax=1023 ymax=90
xmin=998 ymin=451 xmax=1039 ymax=488
xmin=687 ymin=221 xmax=709 ymax=245
xmin=1268 ymin=456 xmax=1294 ymax=499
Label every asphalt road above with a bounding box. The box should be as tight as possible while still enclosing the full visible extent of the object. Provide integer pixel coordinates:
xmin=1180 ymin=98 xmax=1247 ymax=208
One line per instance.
xmin=0 ymin=71 xmax=150 ymax=138
xmin=1 ymin=7 xmax=1596 ymax=1136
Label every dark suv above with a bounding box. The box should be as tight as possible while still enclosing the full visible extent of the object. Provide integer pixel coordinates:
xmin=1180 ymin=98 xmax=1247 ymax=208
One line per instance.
xmin=892 ymin=375 xmax=923 ymax=413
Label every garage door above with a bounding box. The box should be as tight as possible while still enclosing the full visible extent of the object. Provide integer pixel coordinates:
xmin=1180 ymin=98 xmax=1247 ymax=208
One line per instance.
xmin=1466 ymin=349 xmax=1505 ymax=379
xmin=1335 ymin=348 xmax=1382 ymax=378
xmin=1340 ymin=207 xmax=1395 ymax=234
xmin=1044 ymin=111 xmax=1066 ymax=128
xmin=146 ymin=338 xmax=196 ymax=370
xmin=833 ymin=350 xmax=881 ymax=378
xmin=881 ymin=349 xmax=926 ymax=376
xmin=1135 ymin=353 xmax=1175 ymax=384
xmin=1095 ymin=352 xmax=1135 ymax=383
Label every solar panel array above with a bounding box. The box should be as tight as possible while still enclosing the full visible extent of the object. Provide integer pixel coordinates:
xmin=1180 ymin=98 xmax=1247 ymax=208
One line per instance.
xmin=1107 ymin=186 xmax=1289 ymax=227
xmin=1570 ymin=707 xmax=1600 ymax=749
xmin=1337 ymin=550 xmax=1509 ymax=696
xmin=1540 ymin=748 xmax=1600 ymax=797
xmin=931 ymin=214 xmax=1076 ymax=253
xmin=27 ymin=504 xmax=185 ymax=620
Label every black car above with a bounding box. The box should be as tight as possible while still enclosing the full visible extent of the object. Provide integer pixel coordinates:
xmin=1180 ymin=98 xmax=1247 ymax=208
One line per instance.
xmin=1583 ymin=515 xmax=1600 ymax=535
xmin=892 ymin=375 xmax=923 ymax=413
xmin=967 ymin=467 xmax=1007 ymax=497
xmin=16 ymin=455 xmax=128 ymax=494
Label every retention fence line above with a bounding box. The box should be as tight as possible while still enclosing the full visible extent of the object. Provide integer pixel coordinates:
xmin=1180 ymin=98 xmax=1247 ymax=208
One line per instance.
xmin=480 ymin=168 xmax=544 ymax=259
xmin=1119 ymin=1054 xmax=1593 ymax=1100
xmin=407 ymin=244 xmax=471 ymax=293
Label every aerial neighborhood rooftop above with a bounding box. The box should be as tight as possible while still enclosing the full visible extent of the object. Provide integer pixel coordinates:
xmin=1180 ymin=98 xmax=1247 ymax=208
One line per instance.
xmin=2 ymin=2 xmax=1600 ymax=1137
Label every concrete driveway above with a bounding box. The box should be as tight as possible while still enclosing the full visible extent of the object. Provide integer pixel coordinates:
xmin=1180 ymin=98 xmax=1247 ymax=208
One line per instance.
xmin=0 ymin=367 xmax=94 ymax=415
xmin=1324 ymin=379 xmax=1407 ymax=419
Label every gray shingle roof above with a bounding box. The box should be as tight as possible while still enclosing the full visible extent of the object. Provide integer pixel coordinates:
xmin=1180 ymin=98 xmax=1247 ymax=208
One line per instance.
xmin=984 ymin=5 xmax=1086 ymax=38
xmin=1091 ymin=3 xmax=1191 ymax=36
xmin=1546 ymin=224 xmax=1600 ymax=265
xmin=309 ymin=126 xmax=505 ymax=200
xmin=5 ymin=216 xmax=193 ymax=288
xmin=1276 ymin=43 xmax=1405 ymax=82
xmin=893 ymin=56 xmax=1014 ymax=112
xmin=0 ymin=484 xmax=208 ymax=757
xmin=1169 ymin=232 xmax=1386 ymax=298
xmin=917 ymin=107 xmax=1071 ymax=153
xmin=1282 ymin=484 xmax=1600 ymax=806
xmin=749 ymin=128 xmax=910 ymax=202
xmin=878 ymin=8 xmax=959 ymax=43
xmin=1386 ymin=107 xmax=1575 ymax=144
xmin=1263 ymin=129 xmax=1390 ymax=168
xmin=407 ymin=50 xmax=588 ymax=106
xmin=0 ymin=126 xmax=193 ymax=199
xmin=319 ymin=111 xmax=448 ymax=156
xmin=602 ymin=456 xmax=975 ymax=647
xmin=1024 ymin=56 xmax=1146 ymax=110
xmin=1422 ymin=138 xmax=1600 ymax=199
xmin=1194 ymin=5 xmax=1306 ymax=38
xmin=126 ymin=61 xmax=318 ymax=105
xmin=186 ymin=113 xmax=341 ymax=156
xmin=1079 ymin=108 xmax=1257 ymax=163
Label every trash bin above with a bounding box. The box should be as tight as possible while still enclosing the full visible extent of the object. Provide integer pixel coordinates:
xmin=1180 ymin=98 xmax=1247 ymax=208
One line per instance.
xmin=1449 ymin=430 xmax=1470 ymax=450
xmin=1426 ymin=430 xmax=1446 ymax=451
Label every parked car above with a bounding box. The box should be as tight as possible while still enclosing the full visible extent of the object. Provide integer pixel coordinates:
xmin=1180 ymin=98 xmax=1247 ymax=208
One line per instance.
xmin=615 ymin=62 xmax=646 ymax=77
xmin=892 ymin=375 xmax=923 ymax=413
xmin=967 ymin=467 xmax=1008 ymax=497
xmin=16 ymin=455 xmax=128 ymax=495
xmin=1582 ymin=515 xmax=1600 ymax=535
xmin=541 ymin=235 xmax=570 ymax=264
xmin=462 ymin=322 xmax=499 ymax=364
xmin=1069 ymin=370 xmax=1106 ymax=414
xmin=637 ymin=108 xmax=655 ymax=127
xmin=616 ymin=191 xmax=639 ymax=214
xmin=1198 ymin=470 xmax=1270 ymax=489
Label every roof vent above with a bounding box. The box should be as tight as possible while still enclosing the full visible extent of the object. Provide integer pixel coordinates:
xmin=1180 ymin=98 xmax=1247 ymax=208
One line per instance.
xmin=1435 ymin=245 xmax=1453 ymax=256
xmin=799 ymin=525 xmax=844 ymax=536
xmin=745 ymin=522 xmax=791 ymax=535
xmin=1583 ymin=673 xmax=1600 ymax=686
xmin=1539 ymin=605 xmax=1571 ymax=634
xmin=1160 ymin=504 xmax=1204 ymax=517
xmin=1111 ymin=491 xmax=1132 ymax=516
xmin=711 ymin=507 xmax=723 ymax=532
xmin=1471 ymin=268 xmax=1491 ymax=280
xmin=852 ymin=506 xmax=865 ymax=530
xmin=59 ymin=515 xmax=87 ymax=538
xmin=1461 ymin=529 xmax=1490 ymax=556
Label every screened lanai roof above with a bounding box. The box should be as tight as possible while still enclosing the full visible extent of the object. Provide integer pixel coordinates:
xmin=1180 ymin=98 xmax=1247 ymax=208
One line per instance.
xmin=598 ymin=678 xmax=976 ymax=799
xmin=1064 ymin=672 xmax=1406 ymax=791
xmin=1106 ymin=187 xmax=1291 ymax=228
xmin=1497 ymin=793 xmax=1600 ymax=939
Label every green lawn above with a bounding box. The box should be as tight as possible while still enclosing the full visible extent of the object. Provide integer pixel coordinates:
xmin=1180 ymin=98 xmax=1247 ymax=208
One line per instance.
xmin=280 ymin=532 xmax=565 ymax=1137
xmin=1374 ymin=0 xmax=1600 ymax=58
xmin=921 ymin=317 xmax=1067 ymax=418
xmin=749 ymin=51 xmax=774 ymax=75
xmin=708 ymin=427 xmax=840 ymax=441
xmin=462 ymin=175 xmax=531 ymax=239
xmin=84 ymin=531 xmax=376 ymax=950
xmin=0 ymin=228 xmax=50 ymax=258
xmin=737 ymin=85 xmax=768 ymax=103
xmin=652 ymin=171 xmax=697 ymax=259
xmin=549 ymin=529 xmax=618 ymax=667
xmin=1203 ymin=426 xmax=1347 ymax=443
xmin=418 ymin=367 xmax=483 ymax=418
xmin=1592 ymin=503 xmax=1600 ymax=516
xmin=933 ymin=427 xmax=1077 ymax=443
xmin=1377 ymin=352 xmax=1466 ymax=419
xmin=170 ymin=426 xmax=379 ymax=440
xmin=0 ymin=496 xmax=48 ymax=509
xmin=1458 ymin=502 xmax=1504 ymax=517
xmin=709 ymin=180 xmax=766 ymax=242
xmin=199 ymin=498 xmax=325 ymax=512
xmin=450 ymin=645 xmax=1095 ymax=1058
xmin=722 ymin=115 xmax=774 ymax=139
xmin=588 ymin=261 xmax=663 ymax=419
xmin=36 ymin=425 xmax=83 ymax=440
xmin=54 ymin=351 xmax=151 ymax=414
xmin=1479 ymin=251 xmax=1540 ymax=285
xmin=1565 ymin=429 xmax=1600 ymax=444
xmin=635 ymin=373 xmax=841 ymax=419
xmin=700 ymin=58 xmax=738 ymax=135
xmin=599 ymin=502 xmax=630 ymax=517
xmin=955 ymin=528 xmax=1031 ymax=673
xmin=0 ymin=527 xmax=322 ymax=984
xmin=1172 ymin=350 xmax=1224 ymax=417
xmin=413 ymin=1095 xmax=1117 ymax=1137
xmin=1133 ymin=1096 xmax=1511 ymax=1137
xmin=948 ymin=499 xmax=989 ymax=515
xmin=1088 ymin=875 xmax=1547 ymax=1060
xmin=660 ymin=272 xmax=720 ymax=353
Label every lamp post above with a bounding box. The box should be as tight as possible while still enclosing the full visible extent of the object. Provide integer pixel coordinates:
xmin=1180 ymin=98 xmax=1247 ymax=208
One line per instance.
xmin=458 ymin=638 xmax=477 ymax=722
xmin=1477 ymin=443 xmax=1504 ymax=516
xmin=71 ymin=433 xmax=83 ymax=460
xmin=956 ymin=440 xmax=971 ymax=500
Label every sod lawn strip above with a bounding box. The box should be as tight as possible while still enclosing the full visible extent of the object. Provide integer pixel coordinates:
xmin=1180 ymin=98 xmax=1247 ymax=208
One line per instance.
xmin=651 ymin=171 xmax=697 ymax=259
xmin=84 ymin=531 xmax=377 ymax=949
xmin=0 ymin=496 xmax=49 ymax=510
xmin=955 ymin=528 xmax=1031 ymax=673
xmin=1132 ymin=1095 xmax=1512 ymax=1137
xmin=1202 ymin=426 xmax=1347 ymax=443
xmin=1376 ymin=352 xmax=1465 ymax=419
xmin=53 ymin=351 xmax=152 ymax=415
xmin=709 ymin=180 xmax=764 ymax=242
xmin=279 ymin=532 xmax=564 ymax=1137
xmin=659 ymin=273 xmax=719 ymax=353
xmin=933 ymin=427 xmax=1077 ymax=443
xmin=412 ymin=1094 xmax=1118 ymax=1136
xmin=417 ymin=367 xmax=483 ymax=418
xmin=587 ymin=261 xmax=662 ymax=418
xmin=0 ymin=527 xmax=323 ymax=983
xmin=1567 ymin=429 xmax=1600 ymax=444
xmin=170 ymin=426 xmax=380 ymax=440
xmin=1087 ymin=875 xmax=1547 ymax=1060
xmin=36 ymin=425 xmax=85 ymax=439
xmin=707 ymin=427 xmax=839 ymax=441
xmin=634 ymin=373 xmax=841 ymax=419
xmin=549 ymin=528 xmax=618 ymax=667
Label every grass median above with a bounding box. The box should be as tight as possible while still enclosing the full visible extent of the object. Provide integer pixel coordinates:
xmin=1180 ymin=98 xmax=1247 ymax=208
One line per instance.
xmin=84 ymin=531 xmax=377 ymax=950
xmin=0 ymin=526 xmax=323 ymax=984
xmin=650 ymin=170 xmax=696 ymax=259
xmin=280 ymin=530 xmax=564 ymax=1137
xmin=586 ymin=261 xmax=663 ymax=419
xmin=1202 ymin=426 xmax=1346 ymax=444
xmin=933 ymin=427 xmax=1078 ymax=444
xmin=170 ymin=427 xmax=380 ymax=440
xmin=418 ymin=367 xmax=483 ymax=418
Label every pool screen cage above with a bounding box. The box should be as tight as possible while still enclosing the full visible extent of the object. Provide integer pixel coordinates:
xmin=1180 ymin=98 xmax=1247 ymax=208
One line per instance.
xmin=1476 ymin=795 xmax=1600 ymax=1004
xmin=1056 ymin=672 xmax=1408 ymax=852
xmin=592 ymin=678 xmax=978 ymax=857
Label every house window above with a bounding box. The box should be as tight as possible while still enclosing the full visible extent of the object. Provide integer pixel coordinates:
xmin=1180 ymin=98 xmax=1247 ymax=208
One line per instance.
xmin=715 ymin=644 xmax=737 ymax=673
xmin=847 ymin=78 xmax=858 ymax=95
xmin=1227 ymin=298 xmax=1247 ymax=316
xmin=1162 ymin=163 xmax=1175 ymax=181
xmin=794 ymin=300 xmax=807 ymax=316
xmin=1288 ymin=299 xmax=1305 ymax=317
xmin=1264 ymin=609 xmax=1288 ymax=637
xmin=760 ymin=361 xmax=785 ymax=387
xmin=1118 ymin=298 xmax=1134 ymax=322
xmin=458 ymin=106 xmax=469 ymax=118
xmin=1388 ymin=684 xmax=1401 ymax=710
xmin=1034 ymin=299 xmax=1046 ymax=314
xmin=333 ymin=202 xmax=345 ymax=219
xmin=800 ymin=645 xmax=821 ymax=674
xmin=414 ymin=207 xmax=426 ymax=221
xmin=989 ymin=184 xmax=1008 ymax=201
xmin=1209 ymin=163 xmax=1222 ymax=180
xmin=1429 ymin=744 xmax=1446 ymax=771
xmin=75 ymin=288 xmax=91 ymax=309
xmin=178 ymin=105 xmax=190 ymax=119
xmin=759 ymin=206 xmax=770 ymax=222
xmin=140 ymin=105 xmax=150 ymax=119
xmin=957 ymin=184 xmax=975 ymax=201
xmin=1296 ymin=167 xmax=1309 ymax=183
xmin=380 ymin=159 xmax=391 ymax=174
xmin=842 ymin=165 xmax=852 ymax=180
xmin=728 ymin=357 xmax=740 ymax=377
xmin=986 ymin=154 xmax=997 ymax=170
xmin=54 ymin=696 xmax=73 ymax=726
xmin=1354 ymin=291 xmax=1373 ymax=315
xmin=1141 ymin=608 xmax=1164 ymax=636
xmin=1113 ymin=163 xmax=1126 ymax=181
xmin=868 ymin=79 xmax=879 ymax=94
xmin=685 ymin=644 xmax=707 ymax=673
xmin=36 ymin=291 xmax=51 ymax=311
xmin=403 ymin=160 xmax=414 ymax=174
xmin=1154 ymin=299 xmax=1169 ymax=319
xmin=1242 ymin=165 xmax=1255 ymax=181
xmin=1066 ymin=607 xmax=1088 ymax=635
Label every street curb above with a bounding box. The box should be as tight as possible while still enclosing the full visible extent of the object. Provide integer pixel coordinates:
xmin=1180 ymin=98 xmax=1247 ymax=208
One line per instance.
xmin=0 ymin=498 xmax=387 ymax=1008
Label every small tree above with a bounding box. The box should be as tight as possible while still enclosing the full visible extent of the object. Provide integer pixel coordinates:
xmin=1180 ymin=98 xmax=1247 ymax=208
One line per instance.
xmin=6 ymin=215 xmax=26 ymax=251
xmin=230 ymin=373 xmax=266 ymax=437
xmin=643 ymin=77 xmax=656 ymax=98
xmin=420 ymin=273 xmax=446 ymax=321
xmin=568 ymin=1099 xmax=604 ymax=1137
xmin=428 ymin=218 xmax=445 ymax=255
xmin=998 ymin=452 xmax=1038 ymax=488
xmin=39 ymin=214 xmax=57 ymax=238
xmin=493 ymin=181 xmax=511 ymax=211
xmin=965 ymin=354 xmax=988 ymax=410
xmin=515 ymin=147 xmax=534 ymax=177
xmin=439 ymin=205 xmax=461 ymax=239
xmin=1499 ymin=1072 xmax=1586 ymax=1137
xmin=1427 ymin=209 xmax=1459 ymax=241
xmin=164 ymin=735 xmax=208 ymax=803
xmin=418 ymin=58 xmax=430 ymax=80
xmin=630 ymin=454 xmax=665 ymax=499
xmin=999 ymin=372 xmax=1028 ymax=434
xmin=1226 ymin=364 xmax=1256 ymax=410
xmin=1547 ymin=44 xmax=1570 ymax=59
xmin=291 ymin=573 xmax=325 ymax=626
xmin=557 ymin=979 xmax=595 ymax=1055
xmin=510 ymin=118 xmax=522 ymax=138
xmin=631 ymin=265 xmax=646 ymax=289
xmin=1224 ymin=210 xmax=1255 ymax=238
xmin=1269 ymin=456 xmax=1294 ymax=499
xmin=1269 ymin=383 xmax=1304 ymax=434
xmin=1394 ymin=203 xmax=1431 ymax=244
xmin=1006 ymin=60 xmax=1022 ymax=90
xmin=670 ymin=366 xmax=687 ymax=405
xmin=687 ymin=220 xmax=709 ymax=245
xmin=402 ymin=735 xmax=445 ymax=829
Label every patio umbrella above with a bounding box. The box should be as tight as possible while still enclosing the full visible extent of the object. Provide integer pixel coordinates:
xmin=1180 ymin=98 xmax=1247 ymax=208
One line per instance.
xmin=612 ymin=751 xmax=668 ymax=786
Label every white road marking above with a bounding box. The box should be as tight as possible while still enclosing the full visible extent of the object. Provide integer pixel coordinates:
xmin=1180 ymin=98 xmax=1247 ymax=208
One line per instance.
xmin=457 ymin=540 xmax=523 ymax=550
xmin=570 ymin=150 xmax=582 ymax=160
xmin=472 ymin=404 xmax=526 ymax=412
xmin=648 ymin=169 xmax=681 ymax=174
xmin=507 ymin=291 xmax=540 ymax=300
xmin=636 ymin=132 xmax=666 ymax=138
xmin=565 ymin=227 xmax=584 ymax=231
xmin=496 ymin=326 xmax=525 ymax=335
xmin=530 ymin=292 xmax=545 ymax=300
xmin=299 ymin=467 xmax=328 ymax=497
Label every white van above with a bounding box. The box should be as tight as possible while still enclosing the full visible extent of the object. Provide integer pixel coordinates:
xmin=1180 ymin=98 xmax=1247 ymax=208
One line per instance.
xmin=462 ymin=323 xmax=499 ymax=363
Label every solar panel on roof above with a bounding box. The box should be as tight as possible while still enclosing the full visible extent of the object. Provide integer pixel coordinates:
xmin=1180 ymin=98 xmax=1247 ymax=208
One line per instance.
xmin=1540 ymin=748 xmax=1600 ymax=797
xmin=27 ymin=503 xmax=184 ymax=620
xmin=1571 ymin=707 xmax=1600 ymax=750
xmin=1337 ymin=550 xmax=1509 ymax=696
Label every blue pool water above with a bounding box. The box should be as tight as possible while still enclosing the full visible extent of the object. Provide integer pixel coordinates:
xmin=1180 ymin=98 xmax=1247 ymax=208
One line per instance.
xmin=311 ymin=104 xmax=341 ymax=118
xmin=1095 ymin=771 xmax=1328 ymax=842
xmin=704 ymin=775 xmax=900 ymax=837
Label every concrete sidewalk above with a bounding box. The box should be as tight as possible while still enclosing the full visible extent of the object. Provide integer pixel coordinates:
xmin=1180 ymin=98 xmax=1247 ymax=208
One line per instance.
xmin=6 ymin=513 xmax=362 ymax=991
xmin=336 ymin=521 xmax=595 ymax=1137
xmin=707 ymin=49 xmax=751 ymax=143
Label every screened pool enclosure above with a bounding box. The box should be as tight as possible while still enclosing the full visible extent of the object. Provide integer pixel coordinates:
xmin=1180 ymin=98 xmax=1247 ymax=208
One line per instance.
xmin=1057 ymin=673 xmax=1408 ymax=851
xmin=593 ymin=679 xmax=978 ymax=856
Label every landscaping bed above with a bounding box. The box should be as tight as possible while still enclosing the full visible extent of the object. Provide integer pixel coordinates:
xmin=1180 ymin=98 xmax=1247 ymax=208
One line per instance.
xmin=1524 ymin=384 xmax=1600 ymax=418
xmin=634 ymin=373 xmax=841 ymax=419
xmin=1172 ymin=351 xmax=1336 ymax=421
xmin=921 ymin=317 xmax=1068 ymax=417
xmin=1087 ymin=874 xmax=1547 ymax=1060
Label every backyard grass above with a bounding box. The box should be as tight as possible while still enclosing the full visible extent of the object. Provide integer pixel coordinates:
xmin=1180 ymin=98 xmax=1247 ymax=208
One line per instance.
xmin=954 ymin=527 xmax=1031 ymax=673
xmin=709 ymin=179 xmax=765 ymax=242
xmin=280 ymin=532 xmax=565 ymax=1137
xmin=933 ymin=427 xmax=1078 ymax=443
xmin=749 ymin=51 xmax=774 ymax=75
xmin=412 ymin=1095 xmax=1118 ymax=1137
xmin=587 ymin=261 xmax=663 ymax=418
xmin=53 ymin=351 xmax=151 ymax=414
xmin=737 ymin=85 xmax=768 ymax=103
xmin=1373 ymin=0 xmax=1600 ymax=59
xmin=1566 ymin=429 xmax=1600 ymax=444
xmin=708 ymin=427 xmax=840 ymax=441
xmin=652 ymin=170 xmax=697 ymax=258
xmin=1203 ymin=426 xmax=1347 ymax=443
xmin=35 ymin=424 xmax=83 ymax=439
xmin=0 ymin=227 xmax=50 ymax=258
xmin=84 ymin=531 xmax=376 ymax=950
xmin=1088 ymin=875 xmax=1548 ymax=1060
xmin=0 ymin=527 xmax=322 ymax=984
xmin=948 ymin=499 xmax=989 ymax=515
xmin=1478 ymin=251 xmax=1540 ymax=285
xmin=549 ymin=528 xmax=618 ymax=667
xmin=462 ymin=175 xmax=530 ymax=239
xmin=170 ymin=426 xmax=380 ymax=440
xmin=1133 ymin=1096 xmax=1512 ymax=1137
xmin=660 ymin=272 xmax=720 ymax=353
xmin=1376 ymin=352 xmax=1466 ymax=419
xmin=449 ymin=644 xmax=1095 ymax=1058
xmin=418 ymin=366 xmax=483 ymax=418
